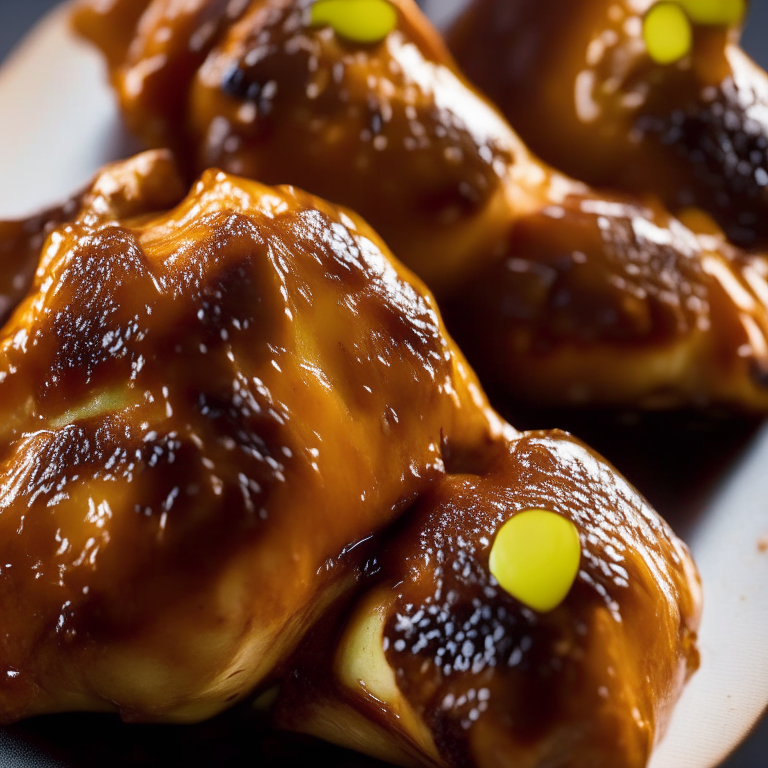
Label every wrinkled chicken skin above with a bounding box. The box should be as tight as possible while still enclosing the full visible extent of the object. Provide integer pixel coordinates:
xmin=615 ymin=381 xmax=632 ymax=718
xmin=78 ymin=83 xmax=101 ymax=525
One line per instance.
xmin=0 ymin=152 xmax=702 ymax=765
xmin=277 ymin=437 xmax=701 ymax=768
xmin=74 ymin=0 xmax=768 ymax=409
xmin=0 ymin=152 xmax=184 ymax=329
xmin=0 ymin=150 xmax=503 ymax=724
xmin=449 ymin=0 xmax=768 ymax=249
xmin=0 ymin=214 xmax=72 ymax=328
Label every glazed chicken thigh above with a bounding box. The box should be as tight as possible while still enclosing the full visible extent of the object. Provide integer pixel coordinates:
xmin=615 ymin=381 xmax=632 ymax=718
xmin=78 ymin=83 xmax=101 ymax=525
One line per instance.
xmin=277 ymin=440 xmax=701 ymax=768
xmin=73 ymin=0 xmax=768 ymax=410
xmin=0 ymin=151 xmax=701 ymax=768
xmin=449 ymin=0 xmax=768 ymax=249
xmin=0 ymin=149 xmax=500 ymax=724
xmin=0 ymin=152 xmax=184 ymax=328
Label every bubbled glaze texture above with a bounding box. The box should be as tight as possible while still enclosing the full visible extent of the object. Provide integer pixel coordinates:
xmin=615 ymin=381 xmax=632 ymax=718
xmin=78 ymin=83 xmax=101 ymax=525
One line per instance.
xmin=378 ymin=435 xmax=699 ymax=767
xmin=275 ymin=431 xmax=700 ymax=768
xmin=0 ymin=151 xmax=498 ymax=725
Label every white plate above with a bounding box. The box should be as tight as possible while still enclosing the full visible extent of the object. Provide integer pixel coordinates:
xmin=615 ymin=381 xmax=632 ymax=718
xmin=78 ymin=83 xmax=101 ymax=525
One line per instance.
xmin=0 ymin=5 xmax=766 ymax=768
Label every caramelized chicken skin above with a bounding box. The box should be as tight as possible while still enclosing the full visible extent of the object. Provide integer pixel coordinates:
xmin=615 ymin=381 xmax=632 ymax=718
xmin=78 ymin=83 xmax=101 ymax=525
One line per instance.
xmin=0 ymin=151 xmax=701 ymax=767
xmin=0 ymin=152 xmax=183 ymax=328
xmin=277 ymin=437 xmax=700 ymax=768
xmin=73 ymin=0 xmax=768 ymax=410
xmin=75 ymin=0 xmax=530 ymax=295
xmin=0 ymin=150 xmax=502 ymax=724
xmin=448 ymin=0 xmax=768 ymax=249
xmin=445 ymin=193 xmax=768 ymax=408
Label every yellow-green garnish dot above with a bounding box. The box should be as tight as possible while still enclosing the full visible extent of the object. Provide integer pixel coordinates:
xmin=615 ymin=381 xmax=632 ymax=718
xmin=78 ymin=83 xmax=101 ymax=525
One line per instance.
xmin=677 ymin=0 xmax=746 ymax=26
xmin=489 ymin=510 xmax=581 ymax=613
xmin=311 ymin=0 xmax=398 ymax=45
xmin=643 ymin=2 xmax=693 ymax=65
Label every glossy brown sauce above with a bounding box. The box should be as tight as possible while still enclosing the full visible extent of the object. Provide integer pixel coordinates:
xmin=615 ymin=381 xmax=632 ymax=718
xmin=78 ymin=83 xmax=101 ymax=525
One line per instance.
xmin=7 ymin=402 xmax=751 ymax=768
xmin=0 ymin=201 xmax=81 ymax=326
xmin=448 ymin=0 xmax=768 ymax=249
xmin=375 ymin=436 xmax=698 ymax=767
xmin=0 ymin=152 xmax=504 ymax=724
xmin=0 ymin=154 xmax=700 ymax=767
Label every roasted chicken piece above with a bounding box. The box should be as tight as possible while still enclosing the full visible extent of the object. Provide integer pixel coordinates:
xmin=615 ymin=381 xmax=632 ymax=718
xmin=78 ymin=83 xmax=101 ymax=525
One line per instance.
xmin=444 ymin=194 xmax=768 ymax=408
xmin=0 ymin=149 xmax=503 ymax=725
xmin=277 ymin=437 xmax=701 ymax=768
xmin=0 ymin=150 xmax=701 ymax=765
xmin=0 ymin=213 xmax=68 ymax=328
xmin=73 ymin=0 xmax=527 ymax=295
xmin=448 ymin=0 xmax=768 ymax=249
xmin=73 ymin=0 xmax=768 ymax=410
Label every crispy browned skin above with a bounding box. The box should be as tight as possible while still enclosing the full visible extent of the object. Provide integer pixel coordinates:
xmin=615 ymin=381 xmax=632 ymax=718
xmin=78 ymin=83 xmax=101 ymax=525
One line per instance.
xmin=444 ymin=194 xmax=768 ymax=407
xmin=0 ymin=150 xmax=503 ymax=724
xmin=0 ymin=214 xmax=65 ymax=327
xmin=448 ymin=0 xmax=768 ymax=249
xmin=0 ymin=152 xmax=701 ymax=766
xmin=73 ymin=0 xmax=768 ymax=410
xmin=277 ymin=438 xmax=700 ymax=768
xmin=0 ymin=152 xmax=185 ymax=328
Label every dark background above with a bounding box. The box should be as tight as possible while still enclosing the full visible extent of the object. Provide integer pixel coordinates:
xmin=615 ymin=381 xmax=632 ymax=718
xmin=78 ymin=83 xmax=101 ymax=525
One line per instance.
xmin=0 ymin=1 xmax=767 ymax=766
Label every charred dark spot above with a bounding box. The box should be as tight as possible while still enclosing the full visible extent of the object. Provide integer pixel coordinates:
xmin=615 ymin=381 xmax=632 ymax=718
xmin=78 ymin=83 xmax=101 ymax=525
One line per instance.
xmin=750 ymin=357 xmax=768 ymax=389
xmin=221 ymin=65 xmax=263 ymax=102
xmin=637 ymin=81 xmax=768 ymax=247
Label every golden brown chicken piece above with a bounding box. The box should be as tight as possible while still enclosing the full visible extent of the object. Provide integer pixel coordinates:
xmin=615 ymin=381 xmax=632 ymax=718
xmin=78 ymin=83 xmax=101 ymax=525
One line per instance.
xmin=448 ymin=0 xmax=768 ymax=249
xmin=444 ymin=194 xmax=768 ymax=408
xmin=0 ymin=213 xmax=67 ymax=327
xmin=0 ymin=150 xmax=502 ymax=725
xmin=73 ymin=0 xmax=531 ymax=295
xmin=73 ymin=0 xmax=768 ymax=410
xmin=277 ymin=438 xmax=701 ymax=768
xmin=0 ymin=152 xmax=700 ymax=764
